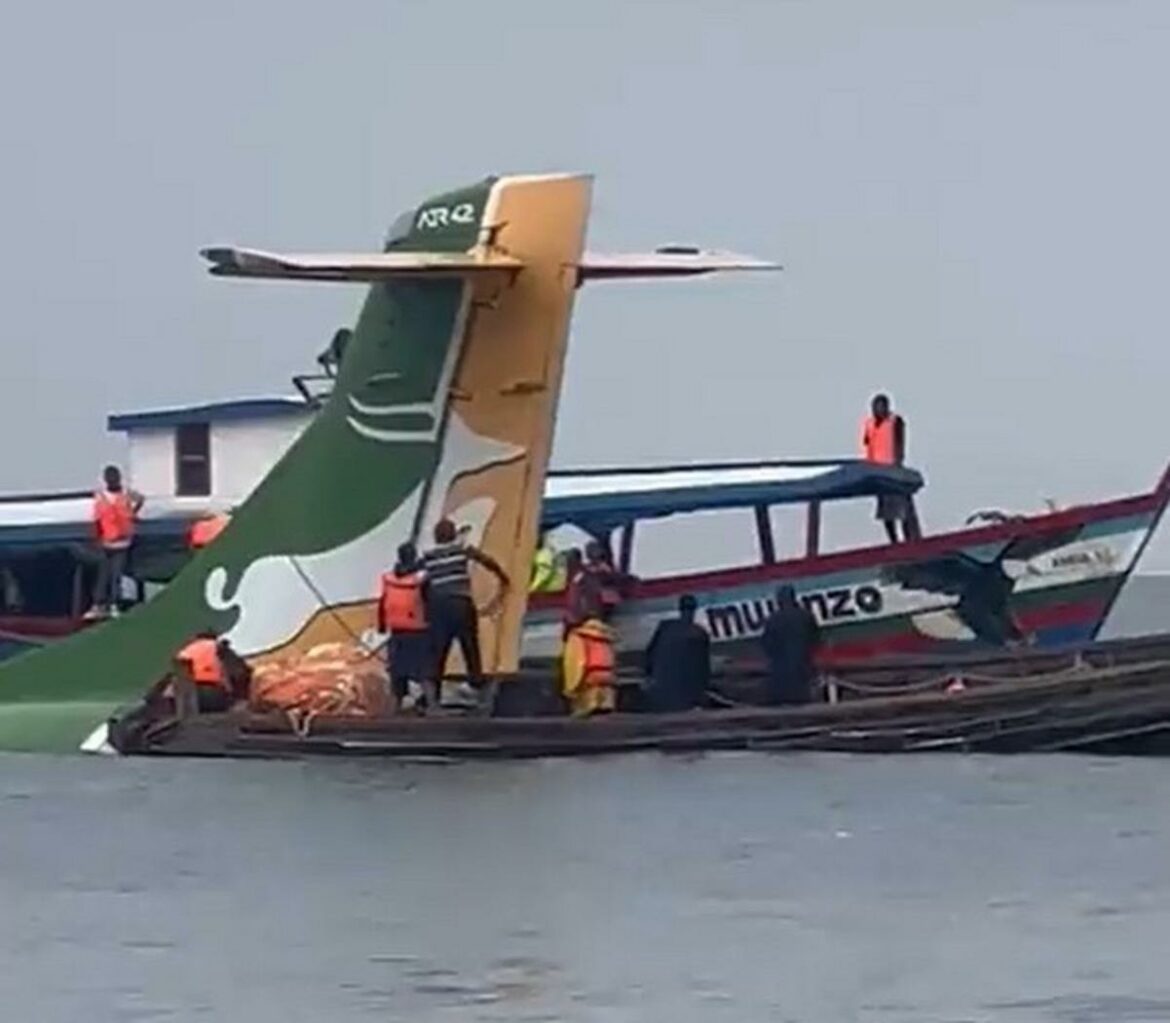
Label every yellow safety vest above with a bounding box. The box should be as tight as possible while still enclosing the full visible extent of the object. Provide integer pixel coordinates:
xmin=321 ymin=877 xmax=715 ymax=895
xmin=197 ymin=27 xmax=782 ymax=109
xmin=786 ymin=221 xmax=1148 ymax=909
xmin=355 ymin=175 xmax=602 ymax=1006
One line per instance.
xmin=529 ymin=546 xmax=565 ymax=592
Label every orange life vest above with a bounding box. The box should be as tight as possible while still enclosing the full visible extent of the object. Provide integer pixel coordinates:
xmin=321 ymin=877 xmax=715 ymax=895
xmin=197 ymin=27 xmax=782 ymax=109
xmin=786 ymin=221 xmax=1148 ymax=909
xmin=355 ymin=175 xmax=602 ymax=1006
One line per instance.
xmin=861 ymin=415 xmax=899 ymax=465
xmin=380 ymin=571 xmax=427 ymax=632
xmin=189 ymin=513 xmax=230 ymax=549
xmin=176 ymin=637 xmax=226 ymax=689
xmin=93 ymin=490 xmax=135 ymax=546
xmin=575 ymin=620 xmax=616 ymax=686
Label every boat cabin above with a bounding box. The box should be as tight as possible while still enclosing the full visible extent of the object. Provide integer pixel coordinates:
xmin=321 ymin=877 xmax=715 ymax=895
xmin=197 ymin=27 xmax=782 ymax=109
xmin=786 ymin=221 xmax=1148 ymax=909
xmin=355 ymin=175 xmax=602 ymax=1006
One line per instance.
xmin=0 ymin=395 xmax=315 ymax=632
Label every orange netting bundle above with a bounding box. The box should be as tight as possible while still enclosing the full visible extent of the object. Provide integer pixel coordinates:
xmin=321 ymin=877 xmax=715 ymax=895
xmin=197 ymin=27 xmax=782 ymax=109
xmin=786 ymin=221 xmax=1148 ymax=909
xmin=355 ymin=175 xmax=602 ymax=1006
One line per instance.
xmin=249 ymin=641 xmax=388 ymax=735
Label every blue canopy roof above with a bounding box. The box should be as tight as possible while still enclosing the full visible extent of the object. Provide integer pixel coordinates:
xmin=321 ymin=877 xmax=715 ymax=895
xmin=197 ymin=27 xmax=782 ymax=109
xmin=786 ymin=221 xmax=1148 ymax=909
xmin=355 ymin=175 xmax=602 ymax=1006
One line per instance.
xmin=108 ymin=398 xmax=310 ymax=432
xmin=0 ymin=460 xmax=923 ymax=551
xmin=541 ymin=459 xmax=923 ymax=529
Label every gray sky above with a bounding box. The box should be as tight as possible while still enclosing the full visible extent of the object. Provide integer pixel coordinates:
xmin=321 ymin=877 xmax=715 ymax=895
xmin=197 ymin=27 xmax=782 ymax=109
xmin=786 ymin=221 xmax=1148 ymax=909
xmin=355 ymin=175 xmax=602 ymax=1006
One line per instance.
xmin=3 ymin=0 xmax=1169 ymax=569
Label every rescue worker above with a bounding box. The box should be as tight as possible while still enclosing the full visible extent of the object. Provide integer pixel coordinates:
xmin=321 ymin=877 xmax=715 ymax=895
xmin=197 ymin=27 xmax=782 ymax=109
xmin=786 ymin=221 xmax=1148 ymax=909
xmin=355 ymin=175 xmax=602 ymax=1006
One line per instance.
xmin=643 ymin=594 xmax=711 ymax=712
xmin=861 ymin=393 xmax=919 ymax=543
xmin=377 ymin=542 xmax=431 ymax=712
xmin=188 ymin=511 xmax=231 ymax=550
xmin=173 ymin=629 xmax=234 ymax=714
xmin=88 ymin=465 xmax=144 ymax=618
xmin=561 ymin=615 xmax=617 ymax=716
xmin=582 ymin=539 xmax=622 ymax=622
xmin=118 ymin=630 xmax=245 ymax=742
xmin=420 ymin=518 xmax=510 ymax=706
xmin=529 ymin=532 xmax=566 ymax=593
xmin=561 ymin=547 xmax=586 ymax=636
xmin=760 ymin=585 xmax=821 ymax=706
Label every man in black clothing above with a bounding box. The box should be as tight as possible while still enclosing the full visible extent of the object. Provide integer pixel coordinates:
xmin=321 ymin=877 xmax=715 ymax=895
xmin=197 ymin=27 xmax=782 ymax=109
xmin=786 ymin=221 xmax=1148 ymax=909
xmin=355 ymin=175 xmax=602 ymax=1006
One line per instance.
xmin=643 ymin=594 xmax=711 ymax=712
xmin=420 ymin=518 xmax=510 ymax=703
xmin=760 ymin=585 xmax=822 ymax=705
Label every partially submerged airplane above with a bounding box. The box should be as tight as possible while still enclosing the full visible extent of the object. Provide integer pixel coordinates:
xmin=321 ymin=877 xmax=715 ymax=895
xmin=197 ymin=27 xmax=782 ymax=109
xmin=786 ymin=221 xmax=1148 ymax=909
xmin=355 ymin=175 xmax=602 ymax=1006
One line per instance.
xmin=0 ymin=172 xmax=1164 ymax=755
xmin=0 ymin=173 xmax=781 ymax=752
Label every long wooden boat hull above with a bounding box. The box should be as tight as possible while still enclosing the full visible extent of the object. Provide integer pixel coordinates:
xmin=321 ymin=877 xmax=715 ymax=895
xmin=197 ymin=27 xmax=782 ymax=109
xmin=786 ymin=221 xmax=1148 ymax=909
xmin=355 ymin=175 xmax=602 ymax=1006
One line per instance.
xmin=119 ymin=658 xmax=1170 ymax=760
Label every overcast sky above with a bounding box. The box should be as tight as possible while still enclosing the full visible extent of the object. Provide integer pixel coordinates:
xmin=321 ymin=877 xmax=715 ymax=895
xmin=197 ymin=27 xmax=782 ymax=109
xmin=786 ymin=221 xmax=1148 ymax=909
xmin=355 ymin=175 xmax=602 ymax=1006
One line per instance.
xmin=2 ymin=0 xmax=1168 ymax=570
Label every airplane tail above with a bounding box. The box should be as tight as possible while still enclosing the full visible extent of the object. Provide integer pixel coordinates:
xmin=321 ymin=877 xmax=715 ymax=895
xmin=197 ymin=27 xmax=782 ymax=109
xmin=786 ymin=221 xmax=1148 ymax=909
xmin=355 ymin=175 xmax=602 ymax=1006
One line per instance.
xmin=0 ymin=171 xmax=777 ymax=752
xmin=0 ymin=174 xmax=593 ymax=749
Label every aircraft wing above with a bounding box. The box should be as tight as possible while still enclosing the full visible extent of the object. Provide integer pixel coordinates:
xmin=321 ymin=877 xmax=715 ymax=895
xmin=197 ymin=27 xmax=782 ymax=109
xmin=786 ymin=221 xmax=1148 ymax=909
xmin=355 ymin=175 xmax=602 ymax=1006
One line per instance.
xmin=578 ymin=247 xmax=781 ymax=281
xmin=200 ymin=247 xmax=524 ymax=282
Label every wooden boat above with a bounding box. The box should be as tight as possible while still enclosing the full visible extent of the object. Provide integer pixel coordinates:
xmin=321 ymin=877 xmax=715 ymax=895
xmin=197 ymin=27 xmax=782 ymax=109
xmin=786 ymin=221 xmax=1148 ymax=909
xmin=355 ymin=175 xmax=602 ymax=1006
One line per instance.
xmin=111 ymin=633 xmax=1170 ymax=760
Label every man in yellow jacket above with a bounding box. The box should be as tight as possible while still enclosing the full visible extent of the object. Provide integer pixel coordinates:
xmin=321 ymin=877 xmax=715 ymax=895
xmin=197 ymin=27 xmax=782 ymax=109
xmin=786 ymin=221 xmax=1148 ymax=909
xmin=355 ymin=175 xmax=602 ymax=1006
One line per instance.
xmin=529 ymin=532 xmax=566 ymax=593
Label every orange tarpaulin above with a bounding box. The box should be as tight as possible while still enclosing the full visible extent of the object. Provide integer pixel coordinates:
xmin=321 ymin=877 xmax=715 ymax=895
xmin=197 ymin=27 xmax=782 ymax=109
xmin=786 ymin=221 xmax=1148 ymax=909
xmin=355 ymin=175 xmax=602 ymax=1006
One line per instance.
xmin=249 ymin=641 xmax=387 ymax=734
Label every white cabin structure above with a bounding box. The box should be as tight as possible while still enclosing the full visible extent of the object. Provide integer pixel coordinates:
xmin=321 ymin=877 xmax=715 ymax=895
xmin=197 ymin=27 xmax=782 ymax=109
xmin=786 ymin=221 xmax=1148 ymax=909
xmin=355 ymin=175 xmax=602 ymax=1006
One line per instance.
xmin=108 ymin=398 xmax=315 ymax=505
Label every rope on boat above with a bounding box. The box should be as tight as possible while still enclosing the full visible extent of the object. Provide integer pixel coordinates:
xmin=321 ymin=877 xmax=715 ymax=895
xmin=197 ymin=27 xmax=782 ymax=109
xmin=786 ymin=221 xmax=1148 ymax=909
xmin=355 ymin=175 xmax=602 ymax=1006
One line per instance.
xmin=700 ymin=656 xmax=1121 ymax=710
xmin=821 ymin=659 xmax=1100 ymax=698
xmin=287 ymin=554 xmax=362 ymax=639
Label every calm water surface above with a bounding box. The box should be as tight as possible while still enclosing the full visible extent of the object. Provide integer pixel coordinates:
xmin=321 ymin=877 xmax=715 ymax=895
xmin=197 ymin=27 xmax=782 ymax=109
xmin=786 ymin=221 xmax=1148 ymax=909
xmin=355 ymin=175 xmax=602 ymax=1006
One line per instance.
xmin=4 ymin=751 xmax=1170 ymax=1022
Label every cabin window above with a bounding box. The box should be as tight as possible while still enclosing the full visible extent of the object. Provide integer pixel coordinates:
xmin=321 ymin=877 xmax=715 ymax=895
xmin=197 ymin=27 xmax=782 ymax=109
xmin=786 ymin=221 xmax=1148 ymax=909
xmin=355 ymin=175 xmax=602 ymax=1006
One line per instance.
xmin=0 ymin=552 xmax=89 ymax=617
xmin=175 ymin=423 xmax=211 ymax=496
xmin=818 ymin=498 xmax=892 ymax=554
xmin=629 ymin=508 xmax=760 ymax=578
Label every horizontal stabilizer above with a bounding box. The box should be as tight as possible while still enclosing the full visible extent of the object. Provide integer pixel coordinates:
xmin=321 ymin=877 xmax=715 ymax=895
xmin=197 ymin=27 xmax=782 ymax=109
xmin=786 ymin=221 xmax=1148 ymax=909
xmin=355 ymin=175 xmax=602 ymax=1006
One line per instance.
xmin=578 ymin=246 xmax=780 ymax=281
xmin=200 ymin=247 xmax=524 ymax=282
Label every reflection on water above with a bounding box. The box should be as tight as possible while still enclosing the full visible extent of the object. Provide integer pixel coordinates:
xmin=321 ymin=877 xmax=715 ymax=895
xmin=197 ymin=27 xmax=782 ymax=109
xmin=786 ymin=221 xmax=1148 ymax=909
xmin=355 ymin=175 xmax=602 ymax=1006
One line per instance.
xmin=4 ymin=752 xmax=1170 ymax=1021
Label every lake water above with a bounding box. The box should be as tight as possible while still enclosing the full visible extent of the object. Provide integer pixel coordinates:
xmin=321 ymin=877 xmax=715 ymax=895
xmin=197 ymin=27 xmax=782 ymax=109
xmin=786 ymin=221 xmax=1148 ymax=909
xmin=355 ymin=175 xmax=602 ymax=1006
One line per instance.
xmin=3 ymin=587 xmax=1170 ymax=1022
xmin=7 ymin=752 xmax=1170 ymax=1022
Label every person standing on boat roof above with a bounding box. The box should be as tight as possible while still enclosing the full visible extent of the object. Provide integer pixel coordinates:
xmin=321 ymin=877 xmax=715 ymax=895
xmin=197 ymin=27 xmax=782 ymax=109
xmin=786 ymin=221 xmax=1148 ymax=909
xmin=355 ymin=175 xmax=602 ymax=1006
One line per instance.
xmin=87 ymin=464 xmax=144 ymax=619
xmin=420 ymin=518 xmax=510 ymax=706
xmin=377 ymin=542 xmax=432 ymax=712
xmin=861 ymin=393 xmax=921 ymax=544
xmin=643 ymin=594 xmax=711 ymax=712
xmin=760 ymin=585 xmax=821 ymax=705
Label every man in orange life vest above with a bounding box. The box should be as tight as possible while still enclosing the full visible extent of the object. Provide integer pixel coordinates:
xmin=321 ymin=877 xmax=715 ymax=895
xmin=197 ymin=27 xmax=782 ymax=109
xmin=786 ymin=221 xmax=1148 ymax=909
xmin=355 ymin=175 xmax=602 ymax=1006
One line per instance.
xmin=377 ymin=542 xmax=432 ymax=712
xmin=88 ymin=464 xmax=144 ymax=618
xmin=560 ymin=540 xmax=622 ymax=716
xmin=172 ymin=629 xmax=249 ymax=714
xmin=861 ymin=394 xmax=920 ymax=544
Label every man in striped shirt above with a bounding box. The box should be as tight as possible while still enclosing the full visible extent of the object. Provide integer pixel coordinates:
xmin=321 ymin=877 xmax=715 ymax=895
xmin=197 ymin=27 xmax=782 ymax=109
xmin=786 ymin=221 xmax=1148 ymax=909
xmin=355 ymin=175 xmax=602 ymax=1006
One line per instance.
xmin=420 ymin=518 xmax=511 ymax=703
